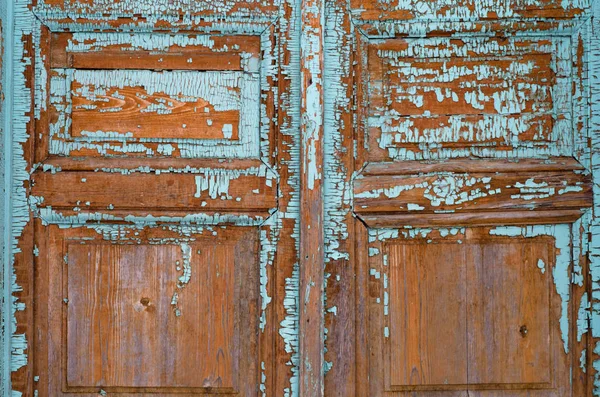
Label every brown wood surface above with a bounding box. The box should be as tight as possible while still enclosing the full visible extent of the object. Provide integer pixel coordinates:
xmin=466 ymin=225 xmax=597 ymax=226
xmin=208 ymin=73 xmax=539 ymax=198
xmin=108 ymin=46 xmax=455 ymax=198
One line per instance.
xmin=66 ymin=240 xmax=238 ymax=390
xmin=38 ymin=225 xmax=260 ymax=395
xmin=23 ymin=1 xmax=299 ymax=396
xmin=31 ymin=169 xmax=277 ymax=212
xmin=350 ymin=0 xmax=589 ymax=21
xmin=299 ymin=0 xmax=325 ymax=391
xmin=362 ymin=35 xmax=571 ymax=161
xmin=50 ymin=33 xmax=260 ymax=71
xmin=364 ymin=230 xmax=571 ymax=396
xmin=5 ymin=0 xmax=597 ymax=395
xmin=324 ymin=0 xmax=594 ymax=394
xmin=466 ymin=241 xmax=552 ymax=387
xmin=70 ymin=81 xmax=241 ymax=141
xmin=388 ymin=243 xmax=468 ymax=388
xmin=354 ymin=166 xmax=592 ymax=217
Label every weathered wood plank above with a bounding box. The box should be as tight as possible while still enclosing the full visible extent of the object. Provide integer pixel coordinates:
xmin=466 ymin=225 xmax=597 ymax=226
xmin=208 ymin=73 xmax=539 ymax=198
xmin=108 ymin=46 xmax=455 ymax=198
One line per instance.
xmin=354 ymin=159 xmax=593 ymax=225
xmin=50 ymin=33 xmax=260 ymax=72
xmin=388 ymin=243 xmax=468 ymax=387
xmin=350 ymin=0 xmax=590 ymax=21
xmin=365 ymin=228 xmax=573 ymax=395
xmin=40 ymin=225 xmax=260 ymax=394
xmin=363 ymin=36 xmax=571 ymax=161
xmin=68 ymin=70 xmax=249 ymax=141
xmin=38 ymin=0 xmax=281 ymax=19
xmin=299 ymin=0 xmax=325 ymax=393
xmin=31 ymin=167 xmax=277 ymax=212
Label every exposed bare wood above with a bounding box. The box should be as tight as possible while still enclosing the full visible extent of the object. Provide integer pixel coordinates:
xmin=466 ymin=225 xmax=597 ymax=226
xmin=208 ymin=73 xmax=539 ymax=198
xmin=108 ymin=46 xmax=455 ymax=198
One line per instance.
xmin=50 ymin=33 xmax=260 ymax=71
xmin=299 ymin=0 xmax=325 ymax=393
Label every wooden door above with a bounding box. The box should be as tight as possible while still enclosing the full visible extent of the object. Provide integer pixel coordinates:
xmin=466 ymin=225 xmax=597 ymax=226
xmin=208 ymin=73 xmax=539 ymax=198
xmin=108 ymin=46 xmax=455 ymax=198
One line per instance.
xmin=3 ymin=0 xmax=306 ymax=396
xmin=322 ymin=0 xmax=599 ymax=396
xmin=3 ymin=0 xmax=600 ymax=396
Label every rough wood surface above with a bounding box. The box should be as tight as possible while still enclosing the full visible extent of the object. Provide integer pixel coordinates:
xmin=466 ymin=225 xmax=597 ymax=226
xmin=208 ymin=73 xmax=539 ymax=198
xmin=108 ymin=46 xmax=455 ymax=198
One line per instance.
xmin=324 ymin=0 xmax=596 ymax=394
xmin=17 ymin=1 xmax=303 ymax=396
xmin=299 ymin=0 xmax=325 ymax=393
xmin=364 ymin=229 xmax=571 ymax=395
xmin=2 ymin=0 xmax=599 ymax=395
xmin=38 ymin=225 xmax=260 ymax=395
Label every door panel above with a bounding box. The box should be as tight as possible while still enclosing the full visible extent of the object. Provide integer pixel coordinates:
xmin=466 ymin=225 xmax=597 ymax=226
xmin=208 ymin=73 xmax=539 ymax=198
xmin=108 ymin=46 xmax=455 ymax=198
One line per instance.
xmin=323 ymin=0 xmax=595 ymax=395
xmin=38 ymin=225 xmax=259 ymax=395
xmin=363 ymin=227 xmax=571 ymax=395
xmin=12 ymin=0 xmax=301 ymax=395
xmin=43 ymin=31 xmax=265 ymax=159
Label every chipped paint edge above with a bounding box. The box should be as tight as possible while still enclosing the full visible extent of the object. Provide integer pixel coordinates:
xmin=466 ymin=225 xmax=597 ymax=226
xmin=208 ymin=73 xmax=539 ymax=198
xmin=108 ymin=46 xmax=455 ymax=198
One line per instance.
xmin=2 ymin=0 xmax=32 ymax=395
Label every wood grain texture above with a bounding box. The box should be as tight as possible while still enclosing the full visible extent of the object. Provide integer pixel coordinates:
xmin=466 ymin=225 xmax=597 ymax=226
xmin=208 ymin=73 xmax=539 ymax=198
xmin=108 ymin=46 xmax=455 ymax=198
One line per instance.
xmin=350 ymin=0 xmax=589 ymax=21
xmin=466 ymin=241 xmax=552 ymax=386
xmin=66 ymin=242 xmax=236 ymax=389
xmin=70 ymin=79 xmax=241 ymax=141
xmin=388 ymin=243 xmax=468 ymax=388
xmin=45 ymin=33 xmax=263 ymax=159
xmin=299 ymin=0 xmax=325 ymax=392
xmin=354 ymin=159 xmax=593 ymax=226
xmin=50 ymin=33 xmax=260 ymax=71
xmin=31 ymin=167 xmax=277 ymax=213
xmin=365 ymin=230 xmax=571 ymax=395
xmin=363 ymin=36 xmax=571 ymax=161
xmin=38 ymin=225 xmax=260 ymax=395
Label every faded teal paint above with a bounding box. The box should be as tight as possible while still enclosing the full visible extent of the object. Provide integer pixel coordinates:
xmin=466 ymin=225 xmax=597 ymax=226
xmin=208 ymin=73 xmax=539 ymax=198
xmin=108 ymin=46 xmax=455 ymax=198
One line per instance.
xmin=3 ymin=4 xmax=299 ymax=394
xmin=2 ymin=0 xmax=598 ymax=396
xmin=365 ymin=34 xmax=574 ymax=161
xmin=50 ymin=67 xmax=261 ymax=158
xmin=2 ymin=0 xmax=36 ymax=394
xmin=0 ymin=0 xmax=9 ymax=393
xmin=590 ymin=3 xmax=600 ymax=393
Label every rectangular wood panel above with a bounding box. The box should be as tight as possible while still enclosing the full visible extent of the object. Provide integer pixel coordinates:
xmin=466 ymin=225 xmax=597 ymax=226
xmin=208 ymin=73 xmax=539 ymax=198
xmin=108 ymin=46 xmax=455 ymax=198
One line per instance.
xmin=70 ymin=70 xmax=247 ymax=141
xmin=365 ymin=227 xmax=571 ymax=395
xmin=66 ymin=242 xmax=236 ymax=389
xmin=42 ymin=31 xmax=268 ymax=159
xmin=50 ymin=33 xmax=261 ymax=72
xmin=362 ymin=36 xmax=572 ymax=161
xmin=350 ymin=0 xmax=589 ymax=21
xmin=38 ymin=0 xmax=280 ymax=18
xmin=467 ymin=241 xmax=552 ymax=386
xmin=354 ymin=158 xmax=593 ymax=227
xmin=31 ymin=164 xmax=277 ymax=213
xmin=36 ymin=225 xmax=261 ymax=395
xmin=388 ymin=243 xmax=468 ymax=387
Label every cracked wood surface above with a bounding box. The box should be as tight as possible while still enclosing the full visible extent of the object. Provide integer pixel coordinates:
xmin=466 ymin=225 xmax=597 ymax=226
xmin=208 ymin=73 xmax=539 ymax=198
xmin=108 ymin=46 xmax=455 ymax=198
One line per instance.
xmin=1 ymin=0 xmax=600 ymax=396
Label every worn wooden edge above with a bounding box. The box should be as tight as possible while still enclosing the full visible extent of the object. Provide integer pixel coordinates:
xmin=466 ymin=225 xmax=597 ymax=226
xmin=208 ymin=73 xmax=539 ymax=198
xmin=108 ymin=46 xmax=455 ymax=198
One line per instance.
xmin=356 ymin=209 xmax=589 ymax=229
xmin=30 ymin=171 xmax=278 ymax=212
xmin=354 ymin=18 xmax=587 ymax=38
xmin=360 ymin=157 xmax=588 ymax=176
xmin=0 ymin=8 xmax=10 ymax=395
xmin=272 ymin=0 xmax=302 ymax=394
xmin=322 ymin=0 xmax=358 ymax=393
xmin=588 ymin=7 xmax=600 ymax=395
xmin=49 ymin=31 xmax=261 ymax=70
xmin=37 ymin=156 xmax=271 ymax=172
xmin=32 ymin=7 xmax=279 ymax=34
xmin=298 ymin=0 xmax=325 ymax=394
xmin=0 ymin=4 xmax=8 ymax=394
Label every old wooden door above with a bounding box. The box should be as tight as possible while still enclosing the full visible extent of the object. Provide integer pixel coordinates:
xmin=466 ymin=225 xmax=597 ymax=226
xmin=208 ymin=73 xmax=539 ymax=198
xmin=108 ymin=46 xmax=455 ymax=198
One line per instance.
xmin=322 ymin=0 xmax=600 ymax=396
xmin=2 ymin=0 xmax=600 ymax=396
xmin=2 ymin=0 xmax=309 ymax=396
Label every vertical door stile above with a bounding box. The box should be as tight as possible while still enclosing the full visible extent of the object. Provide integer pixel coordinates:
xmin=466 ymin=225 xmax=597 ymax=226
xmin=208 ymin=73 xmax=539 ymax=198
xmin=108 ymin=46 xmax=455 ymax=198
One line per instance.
xmin=299 ymin=0 xmax=325 ymax=395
